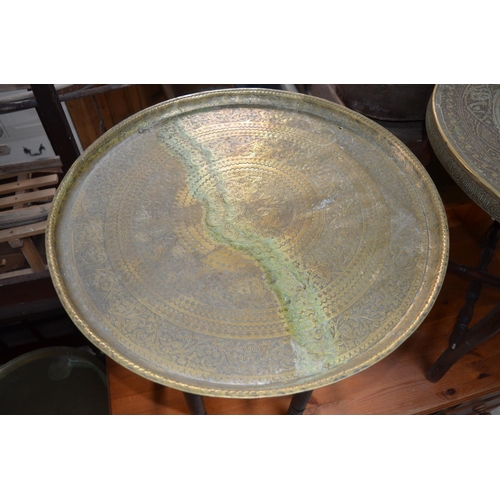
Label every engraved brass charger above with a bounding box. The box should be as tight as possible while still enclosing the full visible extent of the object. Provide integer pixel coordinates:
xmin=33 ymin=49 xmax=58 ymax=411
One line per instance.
xmin=425 ymin=85 xmax=500 ymax=382
xmin=426 ymin=84 xmax=500 ymax=220
xmin=47 ymin=89 xmax=449 ymax=398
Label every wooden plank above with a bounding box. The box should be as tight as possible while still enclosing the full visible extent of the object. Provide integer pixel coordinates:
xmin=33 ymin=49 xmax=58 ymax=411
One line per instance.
xmin=20 ymin=238 xmax=45 ymax=272
xmin=0 ymin=174 xmax=58 ymax=196
xmin=8 ymin=239 xmax=23 ymax=249
xmin=0 ymin=268 xmax=34 ymax=280
xmin=0 ymin=203 xmax=52 ymax=230
xmin=0 ymin=157 xmax=62 ymax=180
xmin=12 ymin=173 xmax=29 ymax=209
xmin=0 ymin=220 xmax=47 ymax=243
xmin=0 ymin=188 xmax=55 ymax=210
xmin=34 ymin=167 xmax=64 ymax=176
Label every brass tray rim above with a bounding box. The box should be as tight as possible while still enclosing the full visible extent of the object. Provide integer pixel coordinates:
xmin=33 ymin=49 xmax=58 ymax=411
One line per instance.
xmin=46 ymin=88 xmax=449 ymax=398
xmin=429 ymin=85 xmax=500 ymax=204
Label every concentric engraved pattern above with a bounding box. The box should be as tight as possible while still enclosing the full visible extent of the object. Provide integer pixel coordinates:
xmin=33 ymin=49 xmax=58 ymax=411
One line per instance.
xmin=428 ymin=85 xmax=500 ymax=221
xmin=47 ymin=90 xmax=448 ymax=397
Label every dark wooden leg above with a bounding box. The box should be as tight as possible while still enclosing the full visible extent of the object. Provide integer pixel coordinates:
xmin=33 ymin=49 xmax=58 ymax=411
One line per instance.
xmin=427 ymin=303 xmax=500 ymax=382
xmin=451 ymin=222 xmax=500 ymax=347
xmin=447 ymin=260 xmax=500 ymax=290
xmin=183 ymin=392 xmax=207 ymax=415
xmin=287 ymin=390 xmax=313 ymax=415
xmin=31 ymin=84 xmax=81 ymax=175
xmin=427 ymin=221 xmax=500 ymax=382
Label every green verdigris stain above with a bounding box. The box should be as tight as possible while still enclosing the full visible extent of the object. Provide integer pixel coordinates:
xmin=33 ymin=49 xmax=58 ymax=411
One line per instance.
xmin=158 ymin=121 xmax=337 ymax=375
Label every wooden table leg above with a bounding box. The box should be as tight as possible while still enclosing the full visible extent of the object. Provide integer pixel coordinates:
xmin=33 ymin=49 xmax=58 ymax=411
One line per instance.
xmin=183 ymin=392 xmax=207 ymax=415
xmin=287 ymin=390 xmax=313 ymax=415
xmin=427 ymin=303 xmax=500 ymax=382
xmin=427 ymin=221 xmax=500 ymax=382
xmin=448 ymin=260 xmax=500 ymax=289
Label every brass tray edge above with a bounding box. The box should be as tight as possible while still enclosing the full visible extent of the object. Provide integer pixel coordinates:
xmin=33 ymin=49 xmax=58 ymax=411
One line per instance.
xmin=427 ymin=95 xmax=500 ymax=220
xmin=429 ymin=86 xmax=500 ymax=208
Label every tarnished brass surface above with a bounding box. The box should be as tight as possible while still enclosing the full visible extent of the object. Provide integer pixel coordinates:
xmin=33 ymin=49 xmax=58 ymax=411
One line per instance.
xmin=47 ymin=89 xmax=448 ymax=398
xmin=427 ymin=84 xmax=500 ymax=221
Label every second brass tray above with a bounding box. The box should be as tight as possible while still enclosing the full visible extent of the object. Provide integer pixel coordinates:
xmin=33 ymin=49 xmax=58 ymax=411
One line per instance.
xmin=427 ymin=84 xmax=500 ymax=221
xmin=47 ymin=89 xmax=448 ymax=397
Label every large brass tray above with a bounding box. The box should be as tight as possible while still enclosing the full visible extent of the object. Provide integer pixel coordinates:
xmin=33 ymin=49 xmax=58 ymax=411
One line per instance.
xmin=47 ymin=89 xmax=448 ymax=398
xmin=426 ymin=84 xmax=500 ymax=221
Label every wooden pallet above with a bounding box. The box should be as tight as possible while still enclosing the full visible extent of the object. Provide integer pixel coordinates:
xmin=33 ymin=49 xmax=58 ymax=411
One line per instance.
xmin=0 ymin=157 xmax=62 ymax=280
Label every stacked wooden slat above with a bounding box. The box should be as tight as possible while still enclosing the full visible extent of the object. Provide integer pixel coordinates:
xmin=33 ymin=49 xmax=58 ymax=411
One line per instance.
xmin=0 ymin=157 xmax=62 ymax=280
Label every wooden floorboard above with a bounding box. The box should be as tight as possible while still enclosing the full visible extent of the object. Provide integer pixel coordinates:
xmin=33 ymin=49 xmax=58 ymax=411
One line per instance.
xmin=107 ymin=186 xmax=500 ymax=415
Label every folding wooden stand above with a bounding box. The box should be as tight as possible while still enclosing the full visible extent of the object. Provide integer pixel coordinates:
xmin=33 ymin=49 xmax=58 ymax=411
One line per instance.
xmin=427 ymin=221 xmax=500 ymax=382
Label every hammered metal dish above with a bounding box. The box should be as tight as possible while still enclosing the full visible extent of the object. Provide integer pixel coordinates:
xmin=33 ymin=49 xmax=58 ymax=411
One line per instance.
xmin=426 ymin=84 xmax=500 ymax=221
xmin=47 ymin=89 xmax=449 ymax=398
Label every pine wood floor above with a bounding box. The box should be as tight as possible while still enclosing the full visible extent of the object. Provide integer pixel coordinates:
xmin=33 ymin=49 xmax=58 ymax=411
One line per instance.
xmin=107 ymin=175 xmax=500 ymax=415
